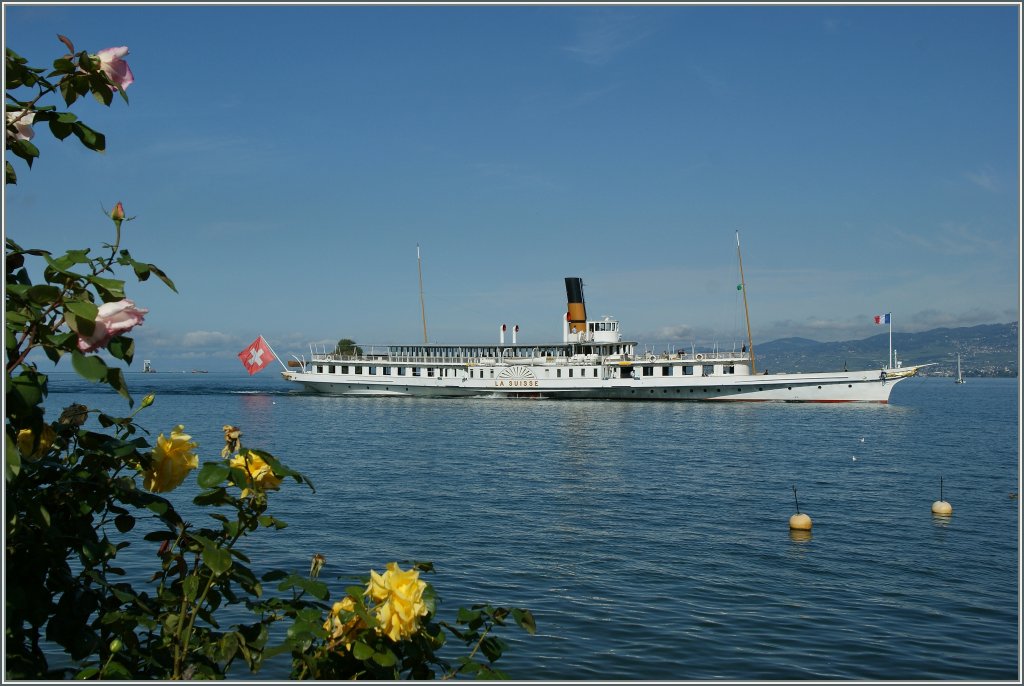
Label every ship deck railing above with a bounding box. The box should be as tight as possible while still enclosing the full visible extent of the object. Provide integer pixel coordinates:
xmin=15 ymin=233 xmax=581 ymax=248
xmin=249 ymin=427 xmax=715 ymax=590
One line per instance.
xmin=306 ymin=349 xmax=751 ymax=365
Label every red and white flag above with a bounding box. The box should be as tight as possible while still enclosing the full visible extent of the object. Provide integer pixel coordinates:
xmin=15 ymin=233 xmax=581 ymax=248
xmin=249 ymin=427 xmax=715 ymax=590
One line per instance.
xmin=238 ymin=335 xmax=273 ymax=375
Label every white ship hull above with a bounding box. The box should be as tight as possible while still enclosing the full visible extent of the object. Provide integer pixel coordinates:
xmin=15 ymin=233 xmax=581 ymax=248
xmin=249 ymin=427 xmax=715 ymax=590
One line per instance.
xmin=282 ymin=372 xmax=911 ymax=402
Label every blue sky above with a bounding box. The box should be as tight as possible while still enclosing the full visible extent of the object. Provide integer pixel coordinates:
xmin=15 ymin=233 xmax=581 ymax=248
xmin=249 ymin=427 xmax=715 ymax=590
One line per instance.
xmin=4 ymin=3 xmax=1020 ymax=372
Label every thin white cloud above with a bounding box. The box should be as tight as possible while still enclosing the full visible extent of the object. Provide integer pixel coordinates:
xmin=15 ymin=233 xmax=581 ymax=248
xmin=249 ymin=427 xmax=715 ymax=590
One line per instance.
xmin=964 ymin=167 xmax=1000 ymax=192
xmin=182 ymin=330 xmax=235 ymax=348
xmin=892 ymin=222 xmax=1007 ymax=256
xmin=562 ymin=12 xmax=654 ymax=66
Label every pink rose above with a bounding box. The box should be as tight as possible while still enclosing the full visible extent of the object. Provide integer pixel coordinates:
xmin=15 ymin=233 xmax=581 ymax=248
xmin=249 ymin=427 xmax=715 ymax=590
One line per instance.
xmin=6 ymin=110 xmax=35 ymax=142
xmin=76 ymin=299 xmax=148 ymax=353
xmin=96 ymin=47 xmax=134 ymax=91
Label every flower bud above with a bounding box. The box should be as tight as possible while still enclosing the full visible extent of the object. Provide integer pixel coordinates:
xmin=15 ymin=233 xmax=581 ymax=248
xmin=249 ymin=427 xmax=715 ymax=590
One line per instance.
xmin=310 ymin=553 xmax=326 ymax=579
xmin=111 ymin=201 xmax=125 ymax=222
xmin=109 ymin=638 xmax=123 ymax=653
xmin=140 ymin=393 xmax=155 ymax=409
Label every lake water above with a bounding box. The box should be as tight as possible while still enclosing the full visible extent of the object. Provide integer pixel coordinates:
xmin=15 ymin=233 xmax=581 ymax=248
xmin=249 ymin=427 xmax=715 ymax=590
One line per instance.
xmin=42 ymin=372 xmax=1020 ymax=680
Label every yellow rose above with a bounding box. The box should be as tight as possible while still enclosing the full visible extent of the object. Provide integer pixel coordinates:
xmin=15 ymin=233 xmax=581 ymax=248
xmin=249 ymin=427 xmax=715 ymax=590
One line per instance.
xmin=143 ymin=425 xmax=199 ymax=493
xmin=229 ymin=449 xmax=282 ymax=497
xmin=16 ymin=425 xmax=57 ymax=461
xmin=323 ymin=596 xmax=365 ymax=651
xmin=367 ymin=562 xmax=428 ymax=642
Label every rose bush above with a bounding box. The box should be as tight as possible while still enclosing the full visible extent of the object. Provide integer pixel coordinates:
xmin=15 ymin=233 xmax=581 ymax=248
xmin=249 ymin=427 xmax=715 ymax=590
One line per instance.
xmin=6 ymin=36 xmax=535 ymax=680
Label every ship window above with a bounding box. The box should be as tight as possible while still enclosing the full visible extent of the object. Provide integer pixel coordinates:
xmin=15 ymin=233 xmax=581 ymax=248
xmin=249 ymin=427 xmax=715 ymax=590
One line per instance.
xmin=724 ymin=365 xmax=735 ymax=374
xmin=702 ymin=365 xmax=714 ymax=376
xmin=427 ymin=368 xmax=435 ymax=377
xmin=662 ymin=366 xmax=672 ymax=376
xmin=683 ymin=366 xmax=694 ymax=376
xmin=412 ymin=367 xmax=421 ymax=376
xmin=328 ymin=365 xmax=335 ymax=374
xmin=341 ymin=365 xmax=349 ymax=374
xmin=557 ymin=369 xmax=562 ymax=378
xmin=642 ymin=366 xmax=654 ymax=377
xmin=355 ymin=366 xmax=362 ymax=374
xmin=383 ymin=367 xmax=391 ymax=375
xmin=316 ymin=365 xmax=323 ymax=373
xmin=368 ymin=367 xmax=376 ymax=375
xmin=569 ymin=369 xmax=574 ymax=378
xmin=593 ymin=368 xmax=598 ymax=377
xmin=398 ymin=367 xmax=405 ymax=376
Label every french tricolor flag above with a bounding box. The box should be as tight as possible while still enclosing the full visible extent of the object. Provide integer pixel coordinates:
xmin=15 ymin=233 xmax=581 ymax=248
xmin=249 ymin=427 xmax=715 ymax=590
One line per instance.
xmin=874 ymin=313 xmax=891 ymax=325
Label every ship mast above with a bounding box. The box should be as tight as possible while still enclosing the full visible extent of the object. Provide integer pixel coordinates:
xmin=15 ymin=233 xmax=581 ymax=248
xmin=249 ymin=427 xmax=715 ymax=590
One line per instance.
xmin=736 ymin=231 xmax=756 ymax=374
xmin=417 ymin=244 xmax=428 ymax=345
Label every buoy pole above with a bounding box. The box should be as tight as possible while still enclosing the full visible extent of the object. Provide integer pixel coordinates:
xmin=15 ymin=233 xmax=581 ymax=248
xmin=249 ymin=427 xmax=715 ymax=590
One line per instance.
xmin=789 ymin=485 xmax=812 ymax=530
xmin=932 ymin=476 xmax=953 ymax=515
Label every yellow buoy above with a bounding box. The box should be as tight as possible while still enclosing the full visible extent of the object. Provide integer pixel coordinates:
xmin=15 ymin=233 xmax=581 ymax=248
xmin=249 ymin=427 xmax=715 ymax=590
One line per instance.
xmin=932 ymin=477 xmax=952 ymax=515
xmin=789 ymin=512 xmax=813 ymax=530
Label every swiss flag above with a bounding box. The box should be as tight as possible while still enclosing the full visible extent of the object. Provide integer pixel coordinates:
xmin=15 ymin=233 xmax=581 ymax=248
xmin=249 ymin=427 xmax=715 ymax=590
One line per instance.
xmin=238 ymin=335 xmax=273 ymax=375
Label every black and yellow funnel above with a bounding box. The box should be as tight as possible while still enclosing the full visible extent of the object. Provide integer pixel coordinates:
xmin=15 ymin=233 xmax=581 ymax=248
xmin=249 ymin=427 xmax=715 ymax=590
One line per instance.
xmin=565 ymin=277 xmax=587 ymax=335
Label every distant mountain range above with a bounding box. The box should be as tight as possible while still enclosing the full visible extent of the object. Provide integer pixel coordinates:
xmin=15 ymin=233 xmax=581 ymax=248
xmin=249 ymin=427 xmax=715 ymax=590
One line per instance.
xmin=754 ymin=322 xmax=1018 ymax=378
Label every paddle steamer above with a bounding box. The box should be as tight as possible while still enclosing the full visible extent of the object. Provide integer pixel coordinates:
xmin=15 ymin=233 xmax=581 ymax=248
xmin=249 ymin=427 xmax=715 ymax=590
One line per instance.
xmin=282 ymin=276 xmax=924 ymax=402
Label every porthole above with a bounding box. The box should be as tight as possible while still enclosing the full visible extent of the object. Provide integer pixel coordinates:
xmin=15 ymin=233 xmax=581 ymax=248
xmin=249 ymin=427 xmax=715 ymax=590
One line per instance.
xmin=848 ymin=384 xmax=852 ymax=388
xmin=818 ymin=385 xmax=822 ymax=389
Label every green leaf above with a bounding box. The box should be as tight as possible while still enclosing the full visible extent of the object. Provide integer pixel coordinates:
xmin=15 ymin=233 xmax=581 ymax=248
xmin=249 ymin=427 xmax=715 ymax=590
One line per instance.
xmin=64 ymin=299 xmax=98 ymax=324
xmin=26 ymin=284 xmax=60 ymax=304
xmin=71 ymin=351 xmax=108 ymax=381
xmin=52 ymin=58 xmax=76 ymax=73
xmin=92 ymin=84 xmax=113 ymax=106
xmin=183 ymin=574 xmax=200 ymax=601
xmin=197 ymin=463 xmax=230 ymax=488
xmin=372 ymin=648 xmax=397 ymax=667
xmin=48 ymin=117 xmax=74 ymax=141
xmin=143 ymin=530 xmax=176 ymax=542
xmin=202 ymin=543 xmax=232 ymax=576
xmin=10 ymin=138 xmax=39 ymax=164
xmin=105 ymin=367 xmax=132 ymax=404
xmin=89 ymin=276 xmax=126 ymax=300
xmin=6 ymin=433 xmax=22 ymax=481
xmin=106 ymin=336 xmax=134 ymax=365
xmin=72 ymin=121 xmax=106 ymax=151
xmin=512 ymin=608 xmax=536 ymax=635
xmin=295 ymin=578 xmax=329 ymax=600
xmin=262 ymin=569 xmax=289 ymax=582
xmin=147 ymin=263 xmax=178 ymax=293
xmin=353 ymin=641 xmax=374 ymax=661
xmin=114 ymin=514 xmax=135 ymax=533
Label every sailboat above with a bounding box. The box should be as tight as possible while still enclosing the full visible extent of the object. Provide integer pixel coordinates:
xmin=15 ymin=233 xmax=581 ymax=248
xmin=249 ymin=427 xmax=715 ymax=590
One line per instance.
xmin=955 ymin=353 xmax=965 ymax=384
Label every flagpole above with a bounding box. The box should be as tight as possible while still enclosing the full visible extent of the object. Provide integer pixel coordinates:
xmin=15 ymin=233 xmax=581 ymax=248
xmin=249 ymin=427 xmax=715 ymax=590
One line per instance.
xmin=261 ymin=335 xmax=289 ymax=371
xmin=888 ymin=315 xmax=893 ymax=370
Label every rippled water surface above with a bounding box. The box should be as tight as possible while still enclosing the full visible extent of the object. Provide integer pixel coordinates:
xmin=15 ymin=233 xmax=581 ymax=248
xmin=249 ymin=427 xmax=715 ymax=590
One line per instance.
xmin=44 ymin=373 xmax=1020 ymax=680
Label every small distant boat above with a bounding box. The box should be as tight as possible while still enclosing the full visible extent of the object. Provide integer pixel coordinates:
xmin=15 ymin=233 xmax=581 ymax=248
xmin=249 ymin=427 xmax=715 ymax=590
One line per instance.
xmin=192 ymin=369 xmax=209 ymax=374
xmin=955 ymin=354 xmax=965 ymax=384
xmin=143 ymin=359 xmax=156 ymax=373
